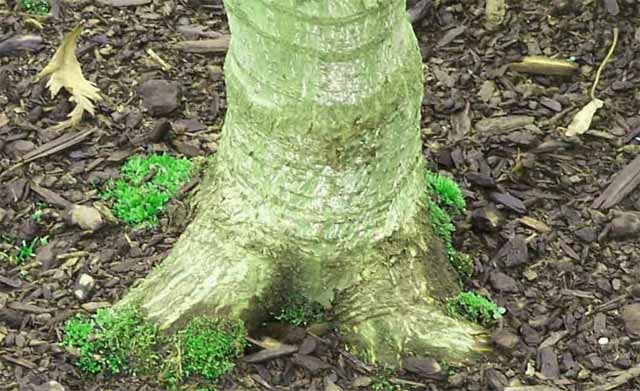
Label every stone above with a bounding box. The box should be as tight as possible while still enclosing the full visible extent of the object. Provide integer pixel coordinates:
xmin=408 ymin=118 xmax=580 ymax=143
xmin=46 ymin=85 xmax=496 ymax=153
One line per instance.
xmin=81 ymin=301 xmax=111 ymax=312
xmin=69 ymin=205 xmax=104 ymax=231
xmin=8 ymin=140 xmax=36 ymax=156
xmin=242 ymin=344 xmax=297 ymax=363
xmin=492 ymin=329 xmax=519 ymax=350
xmin=489 ymin=272 xmax=519 ymax=292
xmin=352 ymin=377 xmax=372 ymax=388
xmin=402 ymin=356 xmax=441 ymax=377
xmin=74 ymin=274 xmax=95 ymax=301
xmin=471 ymin=205 xmax=504 ymax=232
xmin=138 ymin=79 xmax=180 ymax=116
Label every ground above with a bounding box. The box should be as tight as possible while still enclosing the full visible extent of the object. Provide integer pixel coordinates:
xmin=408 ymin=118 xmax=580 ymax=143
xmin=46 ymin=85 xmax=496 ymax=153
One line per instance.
xmin=1 ymin=0 xmax=640 ymax=390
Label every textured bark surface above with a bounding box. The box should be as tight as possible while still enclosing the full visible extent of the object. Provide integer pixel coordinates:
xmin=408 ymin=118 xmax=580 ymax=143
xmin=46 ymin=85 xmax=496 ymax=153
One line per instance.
xmin=120 ymin=0 xmax=490 ymax=366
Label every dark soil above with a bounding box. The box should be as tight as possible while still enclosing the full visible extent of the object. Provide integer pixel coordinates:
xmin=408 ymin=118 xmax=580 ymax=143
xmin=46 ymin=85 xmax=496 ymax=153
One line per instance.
xmin=2 ymin=0 xmax=640 ymax=390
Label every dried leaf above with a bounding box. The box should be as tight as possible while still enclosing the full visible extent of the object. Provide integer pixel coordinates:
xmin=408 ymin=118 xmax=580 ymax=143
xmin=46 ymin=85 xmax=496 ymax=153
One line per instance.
xmin=510 ymin=56 xmax=578 ymax=76
xmin=36 ymin=25 xmax=102 ymax=131
xmin=565 ymin=99 xmax=604 ymax=137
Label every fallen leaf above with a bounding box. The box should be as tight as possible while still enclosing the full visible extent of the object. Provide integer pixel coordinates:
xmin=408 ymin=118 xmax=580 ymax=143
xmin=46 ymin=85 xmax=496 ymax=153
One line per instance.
xmin=510 ymin=56 xmax=578 ymax=76
xmin=36 ymin=25 xmax=102 ymax=131
xmin=565 ymin=99 xmax=604 ymax=137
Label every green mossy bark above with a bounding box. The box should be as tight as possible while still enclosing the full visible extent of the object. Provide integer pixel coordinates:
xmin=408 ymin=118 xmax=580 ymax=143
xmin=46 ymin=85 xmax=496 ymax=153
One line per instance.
xmin=119 ymin=0 xmax=490 ymax=366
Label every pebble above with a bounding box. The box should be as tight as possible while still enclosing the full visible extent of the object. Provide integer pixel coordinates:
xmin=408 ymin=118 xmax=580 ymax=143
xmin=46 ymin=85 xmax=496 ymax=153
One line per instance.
xmin=74 ymin=274 xmax=95 ymax=301
xmin=69 ymin=205 xmax=104 ymax=231
xmin=492 ymin=329 xmax=520 ymax=350
xmin=489 ymin=272 xmax=519 ymax=292
xmin=138 ymin=79 xmax=180 ymax=116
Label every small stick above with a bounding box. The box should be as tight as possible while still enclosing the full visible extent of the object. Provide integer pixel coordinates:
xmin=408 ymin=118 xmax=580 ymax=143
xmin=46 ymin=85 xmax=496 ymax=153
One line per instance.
xmin=590 ymin=28 xmax=619 ymax=101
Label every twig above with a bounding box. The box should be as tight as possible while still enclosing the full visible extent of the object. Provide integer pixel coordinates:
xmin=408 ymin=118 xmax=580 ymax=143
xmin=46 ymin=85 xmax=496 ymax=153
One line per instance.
xmin=590 ymin=28 xmax=619 ymax=101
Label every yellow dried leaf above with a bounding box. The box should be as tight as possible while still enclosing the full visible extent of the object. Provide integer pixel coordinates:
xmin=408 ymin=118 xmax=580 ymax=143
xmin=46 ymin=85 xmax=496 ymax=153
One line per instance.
xmin=510 ymin=56 xmax=578 ymax=76
xmin=565 ymin=99 xmax=604 ymax=137
xmin=36 ymin=25 xmax=102 ymax=131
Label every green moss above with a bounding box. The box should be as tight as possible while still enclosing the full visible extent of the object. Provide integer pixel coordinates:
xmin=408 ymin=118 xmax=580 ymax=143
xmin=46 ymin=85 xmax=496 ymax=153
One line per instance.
xmin=446 ymin=292 xmax=505 ymax=326
xmin=64 ymin=307 xmax=247 ymax=389
xmin=426 ymin=171 xmax=473 ymax=278
xmin=274 ymin=293 xmax=325 ymax=326
xmin=426 ymin=172 xmax=465 ymax=215
xmin=162 ymin=317 xmax=246 ymax=388
xmin=18 ymin=0 xmax=50 ymax=15
xmin=102 ymin=153 xmax=193 ymax=226
xmin=63 ymin=306 xmax=161 ymax=375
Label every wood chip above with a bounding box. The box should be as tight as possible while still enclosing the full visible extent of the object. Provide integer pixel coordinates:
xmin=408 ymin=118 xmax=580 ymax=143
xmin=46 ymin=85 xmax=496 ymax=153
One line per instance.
xmin=592 ymin=155 xmax=640 ymax=209
xmin=175 ymin=36 xmax=230 ymax=53
xmin=1 ymin=355 xmax=37 ymax=369
xmin=97 ymin=0 xmax=151 ymax=6
xmin=518 ymin=216 xmax=551 ymax=233
xmin=7 ymin=302 xmax=54 ymax=313
xmin=30 ymin=183 xmax=72 ymax=208
xmin=0 ymin=276 xmax=21 ymax=289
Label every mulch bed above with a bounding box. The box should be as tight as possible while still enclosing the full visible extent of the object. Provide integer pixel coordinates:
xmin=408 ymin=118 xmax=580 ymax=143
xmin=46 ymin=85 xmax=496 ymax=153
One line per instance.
xmin=2 ymin=0 xmax=640 ymax=390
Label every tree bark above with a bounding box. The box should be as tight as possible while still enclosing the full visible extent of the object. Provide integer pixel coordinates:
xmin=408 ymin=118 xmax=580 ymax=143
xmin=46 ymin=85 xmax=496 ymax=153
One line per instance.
xmin=119 ymin=0 xmax=490 ymax=366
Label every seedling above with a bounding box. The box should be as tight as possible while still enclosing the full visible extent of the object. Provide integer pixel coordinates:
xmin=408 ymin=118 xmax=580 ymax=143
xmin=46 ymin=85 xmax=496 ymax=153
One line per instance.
xmin=32 ymin=202 xmax=48 ymax=222
xmin=446 ymin=292 xmax=506 ymax=326
xmin=15 ymin=236 xmax=48 ymax=264
xmin=18 ymin=0 xmax=50 ymax=15
xmin=102 ymin=153 xmax=193 ymax=226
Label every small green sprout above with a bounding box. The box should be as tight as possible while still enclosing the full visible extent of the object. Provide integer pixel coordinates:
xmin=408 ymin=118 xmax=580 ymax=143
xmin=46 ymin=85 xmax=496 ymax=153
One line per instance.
xmin=447 ymin=292 xmax=506 ymax=325
xmin=16 ymin=236 xmax=48 ymax=264
xmin=102 ymin=153 xmax=193 ymax=226
xmin=18 ymin=0 xmax=50 ymax=15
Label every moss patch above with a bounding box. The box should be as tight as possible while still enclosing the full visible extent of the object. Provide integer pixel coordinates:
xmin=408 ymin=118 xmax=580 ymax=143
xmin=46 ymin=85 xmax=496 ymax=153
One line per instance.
xmin=273 ymin=293 xmax=325 ymax=327
xmin=446 ymin=292 xmax=505 ymax=326
xmin=426 ymin=172 xmax=473 ymax=278
xmin=63 ymin=307 xmax=246 ymax=389
xmin=102 ymin=153 xmax=193 ymax=226
xmin=18 ymin=0 xmax=50 ymax=14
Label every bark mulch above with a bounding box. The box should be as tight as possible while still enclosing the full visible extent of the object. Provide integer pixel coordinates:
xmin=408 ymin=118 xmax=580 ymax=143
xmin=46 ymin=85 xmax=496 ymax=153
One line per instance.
xmin=1 ymin=0 xmax=640 ymax=390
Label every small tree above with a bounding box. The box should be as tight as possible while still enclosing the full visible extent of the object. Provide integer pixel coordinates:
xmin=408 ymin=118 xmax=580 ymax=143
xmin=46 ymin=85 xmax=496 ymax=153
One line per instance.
xmin=120 ymin=0 xmax=489 ymax=366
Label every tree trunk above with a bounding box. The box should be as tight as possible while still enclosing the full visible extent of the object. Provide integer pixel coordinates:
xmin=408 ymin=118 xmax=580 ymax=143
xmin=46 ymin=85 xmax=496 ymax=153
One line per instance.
xmin=119 ymin=0 xmax=489 ymax=366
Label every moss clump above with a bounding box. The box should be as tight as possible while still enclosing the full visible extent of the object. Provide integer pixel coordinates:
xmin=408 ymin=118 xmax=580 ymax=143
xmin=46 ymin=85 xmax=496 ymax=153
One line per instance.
xmin=63 ymin=306 xmax=161 ymax=375
xmin=102 ymin=153 xmax=193 ymax=226
xmin=18 ymin=0 xmax=50 ymax=15
xmin=63 ymin=308 xmax=246 ymax=389
xmin=63 ymin=308 xmax=161 ymax=374
xmin=446 ymin=292 xmax=505 ymax=326
xmin=426 ymin=172 xmax=465 ymax=214
xmin=274 ymin=293 xmax=325 ymax=327
xmin=426 ymin=171 xmax=474 ymax=278
xmin=162 ymin=317 xmax=247 ymax=387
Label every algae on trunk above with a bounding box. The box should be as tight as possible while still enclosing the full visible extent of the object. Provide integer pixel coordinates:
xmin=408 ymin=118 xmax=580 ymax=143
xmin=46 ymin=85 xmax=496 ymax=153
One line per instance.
xmin=120 ymin=0 xmax=490 ymax=366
